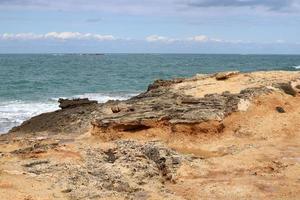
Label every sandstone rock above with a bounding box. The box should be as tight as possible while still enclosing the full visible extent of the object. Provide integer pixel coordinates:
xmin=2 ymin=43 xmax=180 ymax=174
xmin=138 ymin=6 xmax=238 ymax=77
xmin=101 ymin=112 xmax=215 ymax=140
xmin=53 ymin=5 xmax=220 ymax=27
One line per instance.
xmin=290 ymin=79 xmax=300 ymax=95
xmin=237 ymin=99 xmax=251 ymax=112
xmin=58 ymin=98 xmax=97 ymax=109
xmin=215 ymin=71 xmax=239 ymax=80
xmin=18 ymin=140 xmax=183 ymax=199
xmin=111 ymin=105 xmax=121 ymax=113
xmin=111 ymin=103 xmax=134 ymax=113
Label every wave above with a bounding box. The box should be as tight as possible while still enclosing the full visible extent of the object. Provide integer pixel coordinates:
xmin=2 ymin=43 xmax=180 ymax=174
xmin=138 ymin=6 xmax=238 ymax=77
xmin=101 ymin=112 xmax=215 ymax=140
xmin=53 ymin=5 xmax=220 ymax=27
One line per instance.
xmin=49 ymin=92 xmax=138 ymax=103
xmin=72 ymin=92 xmax=137 ymax=102
xmin=0 ymin=92 xmax=137 ymax=134
xmin=292 ymin=65 xmax=300 ymax=69
xmin=0 ymin=101 xmax=58 ymax=133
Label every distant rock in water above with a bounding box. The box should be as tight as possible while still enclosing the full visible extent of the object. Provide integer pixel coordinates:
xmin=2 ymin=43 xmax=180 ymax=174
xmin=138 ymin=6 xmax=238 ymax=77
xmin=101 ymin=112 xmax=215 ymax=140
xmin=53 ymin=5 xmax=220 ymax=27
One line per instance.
xmin=58 ymin=98 xmax=98 ymax=109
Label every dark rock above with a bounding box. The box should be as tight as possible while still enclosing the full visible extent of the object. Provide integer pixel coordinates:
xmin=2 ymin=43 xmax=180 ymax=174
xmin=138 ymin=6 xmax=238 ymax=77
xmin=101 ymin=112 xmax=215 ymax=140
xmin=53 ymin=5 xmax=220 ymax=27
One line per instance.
xmin=276 ymin=107 xmax=286 ymax=113
xmin=104 ymin=149 xmax=117 ymax=163
xmin=61 ymin=189 xmax=72 ymax=193
xmin=23 ymin=160 xmax=49 ymax=168
xmin=58 ymin=98 xmax=97 ymax=109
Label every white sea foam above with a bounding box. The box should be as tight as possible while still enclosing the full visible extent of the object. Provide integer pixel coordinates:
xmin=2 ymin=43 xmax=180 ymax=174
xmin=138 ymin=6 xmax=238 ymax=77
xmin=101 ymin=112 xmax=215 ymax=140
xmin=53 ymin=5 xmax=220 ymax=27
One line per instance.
xmin=0 ymin=93 xmax=137 ymax=134
xmin=0 ymin=101 xmax=59 ymax=133
xmin=73 ymin=93 xmax=137 ymax=103
xmin=292 ymin=65 xmax=300 ymax=69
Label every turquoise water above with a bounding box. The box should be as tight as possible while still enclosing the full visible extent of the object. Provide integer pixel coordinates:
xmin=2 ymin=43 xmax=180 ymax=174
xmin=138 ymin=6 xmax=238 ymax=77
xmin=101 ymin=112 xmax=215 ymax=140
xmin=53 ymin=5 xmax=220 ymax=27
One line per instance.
xmin=0 ymin=54 xmax=300 ymax=133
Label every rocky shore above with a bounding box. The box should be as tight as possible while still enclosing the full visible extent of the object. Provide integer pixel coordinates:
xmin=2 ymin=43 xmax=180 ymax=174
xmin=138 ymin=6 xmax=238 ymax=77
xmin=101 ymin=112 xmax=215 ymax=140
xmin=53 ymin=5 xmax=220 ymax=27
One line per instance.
xmin=1 ymin=71 xmax=300 ymax=200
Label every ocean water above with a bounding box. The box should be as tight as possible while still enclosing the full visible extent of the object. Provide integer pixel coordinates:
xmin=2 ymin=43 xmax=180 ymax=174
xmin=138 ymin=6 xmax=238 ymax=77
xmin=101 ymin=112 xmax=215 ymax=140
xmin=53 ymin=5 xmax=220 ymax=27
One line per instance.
xmin=1 ymin=54 xmax=300 ymax=133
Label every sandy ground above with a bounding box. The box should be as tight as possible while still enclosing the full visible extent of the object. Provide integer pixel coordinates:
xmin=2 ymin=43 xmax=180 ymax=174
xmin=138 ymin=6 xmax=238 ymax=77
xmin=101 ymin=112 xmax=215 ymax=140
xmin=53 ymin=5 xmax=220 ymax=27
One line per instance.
xmin=173 ymin=71 xmax=300 ymax=97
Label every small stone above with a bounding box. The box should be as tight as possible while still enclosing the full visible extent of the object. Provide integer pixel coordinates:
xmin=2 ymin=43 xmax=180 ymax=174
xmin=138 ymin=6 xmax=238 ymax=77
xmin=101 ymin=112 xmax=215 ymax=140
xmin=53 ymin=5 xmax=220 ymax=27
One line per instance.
xmin=104 ymin=149 xmax=117 ymax=163
xmin=111 ymin=106 xmax=121 ymax=113
xmin=61 ymin=188 xmax=72 ymax=193
xmin=276 ymin=107 xmax=285 ymax=113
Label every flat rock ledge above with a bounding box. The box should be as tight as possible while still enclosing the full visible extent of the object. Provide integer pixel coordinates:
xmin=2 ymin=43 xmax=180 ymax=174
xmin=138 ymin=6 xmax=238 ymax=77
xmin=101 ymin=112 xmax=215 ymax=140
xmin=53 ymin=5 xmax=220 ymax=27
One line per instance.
xmin=91 ymin=87 xmax=272 ymax=140
xmin=58 ymin=98 xmax=98 ymax=109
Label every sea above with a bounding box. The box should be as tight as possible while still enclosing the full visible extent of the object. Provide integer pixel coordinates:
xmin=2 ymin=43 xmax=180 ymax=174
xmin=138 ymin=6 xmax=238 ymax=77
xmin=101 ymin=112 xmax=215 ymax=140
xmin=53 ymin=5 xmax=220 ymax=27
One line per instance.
xmin=1 ymin=54 xmax=300 ymax=133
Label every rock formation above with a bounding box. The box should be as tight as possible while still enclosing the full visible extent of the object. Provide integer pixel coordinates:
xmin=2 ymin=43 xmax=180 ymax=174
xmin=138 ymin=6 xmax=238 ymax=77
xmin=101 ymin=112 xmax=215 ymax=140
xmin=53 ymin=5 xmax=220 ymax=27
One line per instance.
xmin=58 ymin=98 xmax=98 ymax=109
xmin=1 ymin=71 xmax=300 ymax=200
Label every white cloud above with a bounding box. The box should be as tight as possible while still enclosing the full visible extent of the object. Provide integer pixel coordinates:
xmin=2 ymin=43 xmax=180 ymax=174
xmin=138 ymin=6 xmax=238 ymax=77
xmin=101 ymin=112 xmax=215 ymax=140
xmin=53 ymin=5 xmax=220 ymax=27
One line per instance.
xmin=1 ymin=32 xmax=291 ymax=46
xmin=0 ymin=32 xmax=116 ymax=41
xmin=187 ymin=35 xmax=209 ymax=42
xmin=0 ymin=33 xmax=44 ymax=40
xmin=145 ymin=35 xmax=177 ymax=43
xmin=146 ymin=34 xmax=224 ymax=43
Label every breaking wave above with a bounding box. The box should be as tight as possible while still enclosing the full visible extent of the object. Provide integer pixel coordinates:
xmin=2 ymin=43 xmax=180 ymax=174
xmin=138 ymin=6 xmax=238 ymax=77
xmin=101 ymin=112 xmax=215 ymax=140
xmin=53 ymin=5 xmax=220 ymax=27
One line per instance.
xmin=0 ymin=92 xmax=137 ymax=134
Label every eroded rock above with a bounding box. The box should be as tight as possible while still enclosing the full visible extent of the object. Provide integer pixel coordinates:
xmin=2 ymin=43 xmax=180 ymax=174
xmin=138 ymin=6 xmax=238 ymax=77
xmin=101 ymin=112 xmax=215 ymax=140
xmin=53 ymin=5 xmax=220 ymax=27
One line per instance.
xmin=215 ymin=71 xmax=239 ymax=80
xmin=19 ymin=140 xmax=184 ymax=199
xmin=58 ymin=98 xmax=97 ymax=109
xmin=8 ymin=71 xmax=300 ymax=137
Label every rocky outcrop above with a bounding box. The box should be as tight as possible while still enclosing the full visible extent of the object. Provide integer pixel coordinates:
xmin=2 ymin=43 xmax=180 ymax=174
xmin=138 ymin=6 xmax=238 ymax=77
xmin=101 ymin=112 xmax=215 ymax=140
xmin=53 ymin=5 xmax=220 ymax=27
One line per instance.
xmin=91 ymin=87 xmax=272 ymax=138
xmin=1 ymin=71 xmax=300 ymax=200
xmin=8 ymin=71 xmax=300 ymax=137
xmin=58 ymin=98 xmax=98 ymax=109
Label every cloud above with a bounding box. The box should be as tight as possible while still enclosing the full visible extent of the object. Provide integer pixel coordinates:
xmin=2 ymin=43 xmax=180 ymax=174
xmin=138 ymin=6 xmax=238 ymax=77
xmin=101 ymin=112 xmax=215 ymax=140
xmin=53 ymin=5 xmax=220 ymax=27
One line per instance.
xmin=186 ymin=0 xmax=296 ymax=11
xmin=0 ymin=33 xmax=226 ymax=44
xmin=146 ymin=34 xmax=225 ymax=43
xmin=0 ymin=32 xmax=295 ymax=46
xmin=0 ymin=0 xmax=176 ymax=14
xmin=145 ymin=35 xmax=177 ymax=43
xmin=0 ymin=0 xmax=299 ymax=15
xmin=0 ymin=33 xmax=44 ymax=40
xmin=187 ymin=35 xmax=209 ymax=42
xmin=0 ymin=32 xmax=116 ymax=41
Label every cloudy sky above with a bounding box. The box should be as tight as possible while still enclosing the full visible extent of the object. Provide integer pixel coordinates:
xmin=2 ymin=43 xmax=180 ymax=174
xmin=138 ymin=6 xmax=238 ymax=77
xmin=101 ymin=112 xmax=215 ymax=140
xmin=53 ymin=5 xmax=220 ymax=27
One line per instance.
xmin=1 ymin=0 xmax=300 ymax=53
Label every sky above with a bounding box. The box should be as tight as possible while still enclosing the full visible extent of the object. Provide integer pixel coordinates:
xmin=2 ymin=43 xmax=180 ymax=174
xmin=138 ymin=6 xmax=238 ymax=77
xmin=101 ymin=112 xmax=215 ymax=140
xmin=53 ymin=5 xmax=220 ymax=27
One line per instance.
xmin=1 ymin=0 xmax=300 ymax=54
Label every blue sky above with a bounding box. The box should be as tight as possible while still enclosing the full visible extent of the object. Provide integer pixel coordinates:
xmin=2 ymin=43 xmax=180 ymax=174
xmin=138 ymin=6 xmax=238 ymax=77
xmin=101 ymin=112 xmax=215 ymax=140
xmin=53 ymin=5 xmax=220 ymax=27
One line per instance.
xmin=1 ymin=0 xmax=300 ymax=54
